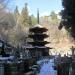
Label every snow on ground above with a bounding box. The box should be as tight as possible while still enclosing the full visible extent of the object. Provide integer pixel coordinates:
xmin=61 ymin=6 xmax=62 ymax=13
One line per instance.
xmin=38 ymin=59 xmax=57 ymax=75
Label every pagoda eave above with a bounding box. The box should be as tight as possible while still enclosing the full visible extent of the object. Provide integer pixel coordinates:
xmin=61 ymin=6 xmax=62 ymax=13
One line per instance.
xmin=26 ymin=46 xmax=51 ymax=50
xmin=29 ymin=34 xmax=49 ymax=38
xmin=29 ymin=27 xmax=48 ymax=33
xmin=28 ymin=41 xmax=50 ymax=44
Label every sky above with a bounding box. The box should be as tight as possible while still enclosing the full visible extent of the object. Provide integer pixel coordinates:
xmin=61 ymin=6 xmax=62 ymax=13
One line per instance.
xmin=9 ymin=0 xmax=63 ymax=16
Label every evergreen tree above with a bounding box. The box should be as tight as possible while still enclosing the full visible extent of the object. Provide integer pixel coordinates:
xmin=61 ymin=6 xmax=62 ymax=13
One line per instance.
xmin=20 ymin=3 xmax=29 ymax=26
xmin=29 ymin=16 xmax=32 ymax=26
xmin=59 ymin=0 xmax=75 ymax=38
xmin=37 ymin=9 xmax=39 ymax=24
xmin=30 ymin=15 xmax=37 ymax=25
xmin=14 ymin=6 xmax=19 ymax=22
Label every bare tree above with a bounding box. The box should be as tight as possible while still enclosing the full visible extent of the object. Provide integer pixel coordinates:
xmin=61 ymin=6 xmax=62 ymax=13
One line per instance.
xmin=0 ymin=0 xmax=11 ymax=21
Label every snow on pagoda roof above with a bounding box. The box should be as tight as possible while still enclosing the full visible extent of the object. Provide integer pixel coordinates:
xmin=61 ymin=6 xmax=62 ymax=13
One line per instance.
xmin=29 ymin=24 xmax=48 ymax=32
xmin=32 ymin=24 xmax=43 ymax=28
xmin=25 ymin=46 xmax=51 ymax=49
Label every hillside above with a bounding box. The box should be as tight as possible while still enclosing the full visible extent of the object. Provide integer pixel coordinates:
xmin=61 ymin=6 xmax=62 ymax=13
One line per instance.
xmin=40 ymin=20 xmax=74 ymax=56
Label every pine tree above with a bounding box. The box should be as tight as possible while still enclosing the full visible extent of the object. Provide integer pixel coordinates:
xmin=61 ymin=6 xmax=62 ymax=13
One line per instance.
xmin=20 ymin=3 xmax=29 ymax=26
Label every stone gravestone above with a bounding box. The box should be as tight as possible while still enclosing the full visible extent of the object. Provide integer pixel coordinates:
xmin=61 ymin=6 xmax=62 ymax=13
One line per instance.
xmin=0 ymin=63 xmax=4 ymax=75
xmin=71 ymin=61 xmax=75 ymax=75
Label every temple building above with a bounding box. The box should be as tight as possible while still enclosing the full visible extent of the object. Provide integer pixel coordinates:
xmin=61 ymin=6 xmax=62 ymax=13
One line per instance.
xmin=28 ymin=24 xmax=51 ymax=59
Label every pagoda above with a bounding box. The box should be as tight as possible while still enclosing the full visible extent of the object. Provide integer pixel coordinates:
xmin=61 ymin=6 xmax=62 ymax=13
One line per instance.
xmin=28 ymin=24 xmax=51 ymax=59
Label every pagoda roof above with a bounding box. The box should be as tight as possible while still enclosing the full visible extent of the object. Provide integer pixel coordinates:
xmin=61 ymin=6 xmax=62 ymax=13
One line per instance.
xmin=26 ymin=46 xmax=52 ymax=50
xmin=29 ymin=34 xmax=49 ymax=38
xmin=29 ymin=24 xmax=48 ymax=32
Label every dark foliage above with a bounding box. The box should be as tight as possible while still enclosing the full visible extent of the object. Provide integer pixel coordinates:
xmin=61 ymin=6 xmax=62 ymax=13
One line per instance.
xmin=59 ymin=0 xmax=75 ymax=38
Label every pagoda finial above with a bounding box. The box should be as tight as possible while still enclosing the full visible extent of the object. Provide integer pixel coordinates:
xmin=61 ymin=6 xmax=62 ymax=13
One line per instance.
xmin=37 ymin=9 xmax=39 ymax=24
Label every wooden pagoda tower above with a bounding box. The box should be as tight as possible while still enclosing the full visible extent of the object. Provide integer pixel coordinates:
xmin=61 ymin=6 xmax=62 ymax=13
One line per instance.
xmin=28 ymin=24 xmax=51 ymax=59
